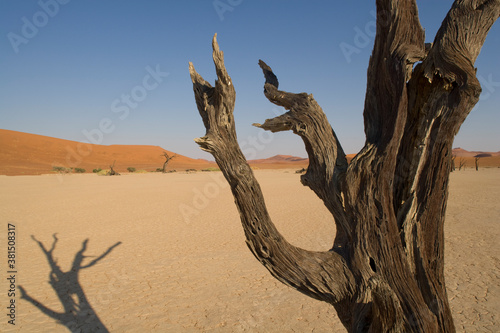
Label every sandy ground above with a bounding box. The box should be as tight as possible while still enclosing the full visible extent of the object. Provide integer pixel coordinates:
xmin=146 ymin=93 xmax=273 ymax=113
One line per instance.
xmin=0 ymin=168 xmax=498 ymax=332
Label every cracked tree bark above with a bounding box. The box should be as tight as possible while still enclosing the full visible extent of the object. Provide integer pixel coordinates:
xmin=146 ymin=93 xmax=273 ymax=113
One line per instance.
xmin=189 ymin=1 xmax=499 ymax=331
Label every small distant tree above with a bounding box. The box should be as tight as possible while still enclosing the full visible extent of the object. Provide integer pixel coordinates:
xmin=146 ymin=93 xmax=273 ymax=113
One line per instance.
xmin=474 ymin=153 xmax=492 ymax=171
xmin=92 ymin=168 xmax=102 ymax=173
xmin=74 ymin=168 xmax=85 ymax=173
xmin=127 ymin=167 xmax=136 ymax=173
xmin=161 ymin=152 xmax=177 ymax=173
xmin=107 ymin=161 xmax=119 ymax=176
xmin=458 ymin=158 xmax=466 ymax=171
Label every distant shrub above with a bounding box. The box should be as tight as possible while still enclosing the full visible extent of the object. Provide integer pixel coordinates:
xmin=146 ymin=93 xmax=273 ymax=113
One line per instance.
xmin=156 ymin=168 xmax=163 ymax=172
xmin=74 ymin=168 xmax=85 ymax=173
xmin=201 ymin=167 xmax=220 ymax=172
xmin=127 ymin=167 xmax=136 ymax=173
xmin=52 ymin=166 xmax=71 ymax=173
xmin=93 ymin=168 xmax=102 ymax=173
xmin=295 ymin=168 xmax=306 ymax=174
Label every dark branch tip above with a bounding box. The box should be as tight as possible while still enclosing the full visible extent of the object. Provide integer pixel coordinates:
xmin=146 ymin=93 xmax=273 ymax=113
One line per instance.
xmin=259 ymin=60 xmax=279 ymax=89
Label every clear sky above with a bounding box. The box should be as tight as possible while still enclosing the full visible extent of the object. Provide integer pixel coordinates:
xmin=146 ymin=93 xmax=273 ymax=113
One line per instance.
xmin=1 ymin=1 xmax=499 ymax=160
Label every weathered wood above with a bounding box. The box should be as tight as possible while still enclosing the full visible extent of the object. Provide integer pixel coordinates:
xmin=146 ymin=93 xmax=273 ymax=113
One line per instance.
xmin=255 ymin=59 xmax=350 ymax=255
xmin=190 ymin=1 xmax=499 ymax=331
xmin=189 ymin=36 xmax=355 ymax=315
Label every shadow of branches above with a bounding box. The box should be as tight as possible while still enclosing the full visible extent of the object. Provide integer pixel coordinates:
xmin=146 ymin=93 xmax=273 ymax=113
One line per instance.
xmin=19 ymin=234 xmax=121 ymax=332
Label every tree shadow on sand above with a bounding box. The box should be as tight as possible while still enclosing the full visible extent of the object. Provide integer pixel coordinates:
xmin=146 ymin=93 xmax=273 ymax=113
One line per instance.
xmin=19 ymin=234 xmax=121 ymax=333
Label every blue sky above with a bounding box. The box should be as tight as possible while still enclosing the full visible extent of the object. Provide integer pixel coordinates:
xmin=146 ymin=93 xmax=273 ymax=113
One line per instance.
xmin=1 ymin=1 xmax=499 ymax=160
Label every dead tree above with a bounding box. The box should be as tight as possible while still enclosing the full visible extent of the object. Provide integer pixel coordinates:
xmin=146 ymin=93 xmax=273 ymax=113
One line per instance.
xmin=474 ymin=153 xmax=492 ymax=170
xmin=189 ymin=1 xmax=498 ymax=331
xmin=161 ymin=152 xmax=177 ymax=173
xmin=458 ymin=158 xmax=466 ymax=171
xmin=107 ymin=160 xmax=119 ymax=176
xmin=19 ymin=234 xmax=121 ymax=332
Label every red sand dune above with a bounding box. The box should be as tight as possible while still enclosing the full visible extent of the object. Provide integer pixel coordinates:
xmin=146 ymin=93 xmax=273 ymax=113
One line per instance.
xmin=1 ymin=129 xmax=498 ymax=175
xmin=452 ymin=147 xmax=500 ymax=157
xmin=250 ymin=154 xmax=308 ymax=164
xmin=251 ymin=153 xmax=359 ymax=162
xmin=249 ymin=154 xmax=357 ymax=169
xmin=451 ymin=148 xmax=500 ymax=169
xmin=0 ymin=129 xmax=215 ymax=175
xmin=249 ymin=154 xmax=309 ymax=169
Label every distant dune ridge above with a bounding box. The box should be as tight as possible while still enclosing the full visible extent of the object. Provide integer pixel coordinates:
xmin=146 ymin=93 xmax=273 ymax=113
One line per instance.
xmin=0 ymin=129 xmax=214 ymax=176
xmin=250 ymin=155 xmax=308 ymax=164
xmin=248 ymin=155 xmax=309 ymax=169
xmin=0 ymin=129 xmax=498 ymax=175
xmin=451 ymin=147 xmax=500 ymax=157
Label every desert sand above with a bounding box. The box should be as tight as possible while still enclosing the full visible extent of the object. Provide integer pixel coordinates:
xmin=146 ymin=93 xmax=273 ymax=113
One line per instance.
xmin=0 ymin=168 xmax=499 ymax=332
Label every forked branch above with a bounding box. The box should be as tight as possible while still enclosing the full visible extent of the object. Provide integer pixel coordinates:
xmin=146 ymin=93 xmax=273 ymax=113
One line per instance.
xmin=189 ymin=34 xmax=354 ymax=307
xmin=254 ymin=60 xmax=351 ymax=252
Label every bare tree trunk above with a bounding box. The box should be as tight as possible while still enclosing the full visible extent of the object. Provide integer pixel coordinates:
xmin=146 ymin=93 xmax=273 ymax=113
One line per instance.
xmin=459 ymin=158 xmax=466 ymax=171
xmin=473 ymin=153 xmax=491 ymax=171
xmin=161 ymin=152 xmax=176 ymax=173
xmin=189 ymin=1 xmax=499 ymax=331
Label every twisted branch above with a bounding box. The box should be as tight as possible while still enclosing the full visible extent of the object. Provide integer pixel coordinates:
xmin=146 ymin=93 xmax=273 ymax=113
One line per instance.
xmin=189 ymin=34 xmax=354 ymax=307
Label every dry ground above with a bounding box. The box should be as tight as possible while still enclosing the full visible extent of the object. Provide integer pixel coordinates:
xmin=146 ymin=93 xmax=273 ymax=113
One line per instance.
xmin=0 ymin=169 xmax=498 ymax=332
